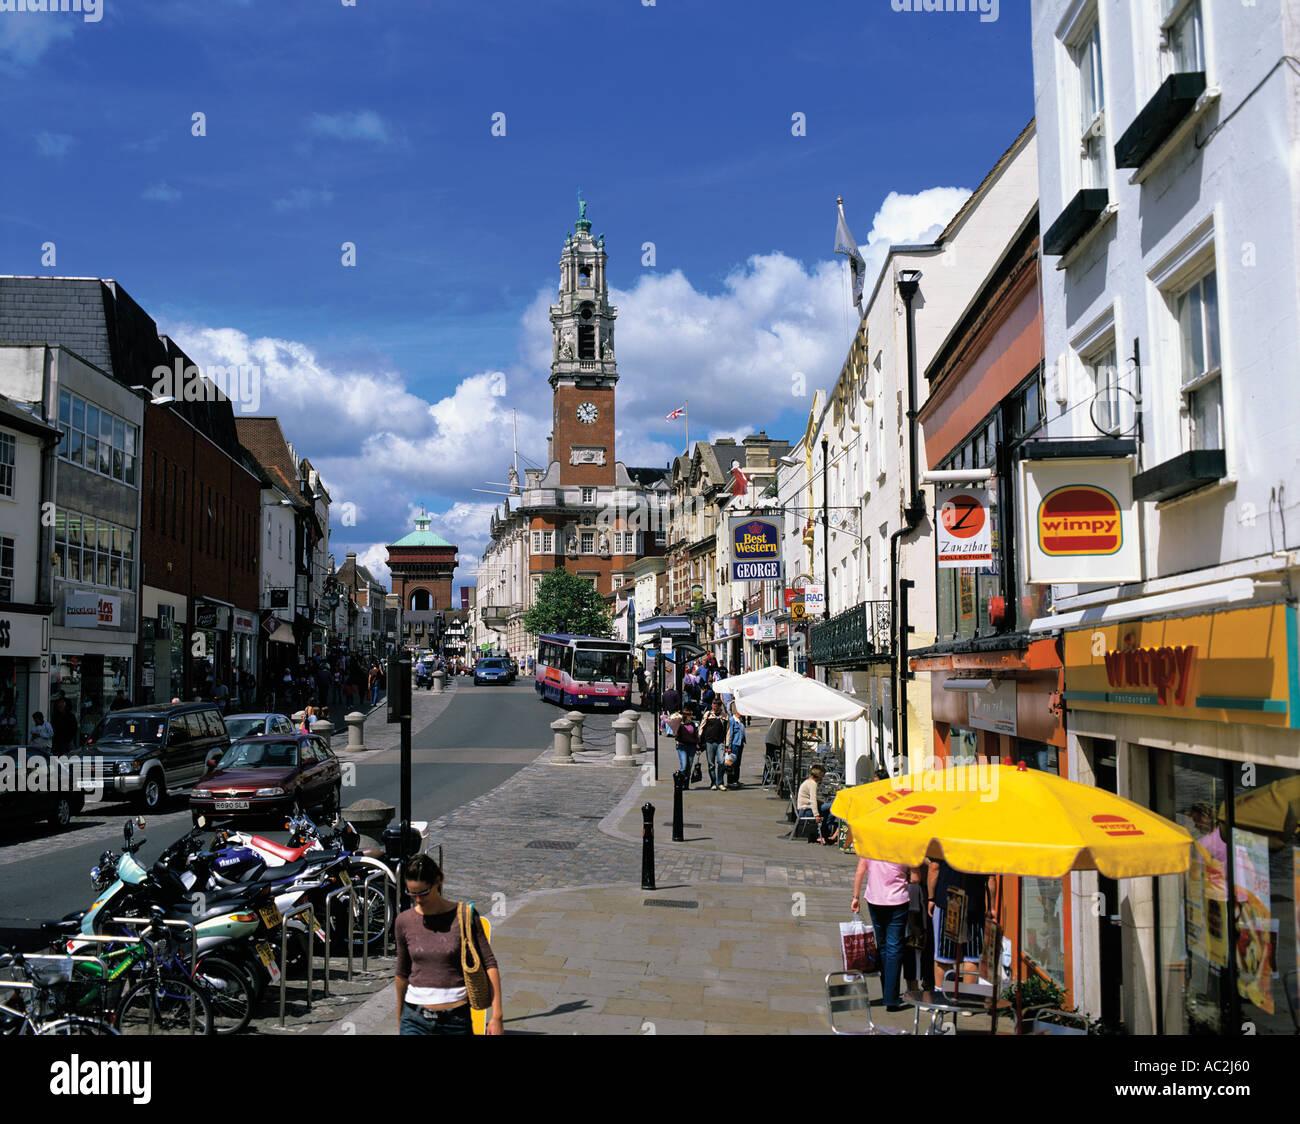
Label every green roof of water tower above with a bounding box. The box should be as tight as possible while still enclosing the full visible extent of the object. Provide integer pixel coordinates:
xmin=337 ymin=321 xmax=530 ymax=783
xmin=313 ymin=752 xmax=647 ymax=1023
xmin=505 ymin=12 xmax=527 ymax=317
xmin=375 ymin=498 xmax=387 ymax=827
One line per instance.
xmin=390 ymin=512 xmax=454 ymax=549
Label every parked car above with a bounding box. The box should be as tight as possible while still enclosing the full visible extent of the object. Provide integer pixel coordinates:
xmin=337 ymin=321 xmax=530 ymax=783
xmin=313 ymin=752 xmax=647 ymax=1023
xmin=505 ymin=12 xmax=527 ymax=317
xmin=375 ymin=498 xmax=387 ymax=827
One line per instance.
xmin=210 ymin=714 xmax=296 ymax=770
xmin=473 ymin=657 xmax=515 ymax=686
xmin=0 ymin=745 xmax=85 ymax=830
xmin=189 ymin=733 xmax=342 ymax=823
xmin=81 ymin=702 xmax=231 ymax=813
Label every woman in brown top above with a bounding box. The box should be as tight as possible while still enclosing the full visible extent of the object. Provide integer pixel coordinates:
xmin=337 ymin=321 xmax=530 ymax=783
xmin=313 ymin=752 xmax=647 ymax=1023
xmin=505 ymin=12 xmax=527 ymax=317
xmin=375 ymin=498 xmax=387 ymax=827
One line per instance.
xmin=395 ymin=854 xmax=503 ymax=1035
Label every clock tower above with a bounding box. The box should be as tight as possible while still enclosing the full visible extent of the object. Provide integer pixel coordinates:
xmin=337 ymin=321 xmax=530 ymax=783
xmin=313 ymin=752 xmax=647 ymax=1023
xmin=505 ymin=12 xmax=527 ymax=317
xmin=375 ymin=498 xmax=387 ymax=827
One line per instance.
xmin=550 ymin=194 xmax=617 ymax=487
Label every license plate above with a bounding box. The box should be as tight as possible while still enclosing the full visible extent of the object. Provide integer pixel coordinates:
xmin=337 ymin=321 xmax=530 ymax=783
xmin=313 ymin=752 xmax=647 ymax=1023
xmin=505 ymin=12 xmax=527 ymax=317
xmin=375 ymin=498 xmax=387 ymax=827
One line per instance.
xmin=340 ymin=870 xmax=351 ymax=887
xmin=255 ymin=941 xmax=275 ymax=966
xmin=215 ymin=800 xmax=249 ymax=811
xmin=258 ymin=902 xmax=281 ymax=929
xmin=302 ymin=908 xmax=325 ymax=940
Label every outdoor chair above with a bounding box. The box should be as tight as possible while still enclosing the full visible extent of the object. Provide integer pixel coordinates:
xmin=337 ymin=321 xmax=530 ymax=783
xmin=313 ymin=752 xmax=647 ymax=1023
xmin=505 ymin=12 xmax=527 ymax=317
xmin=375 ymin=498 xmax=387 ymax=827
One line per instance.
xmin=929 ymin=969 xmax=999 ymax=1034
xmin=1028 ymin=1008 xmax=1090 ymax=1035
xmin=787 ymin=807 xmax=820 ymax=842
xmin=825 ymin=971 xmax=908 ymax=1035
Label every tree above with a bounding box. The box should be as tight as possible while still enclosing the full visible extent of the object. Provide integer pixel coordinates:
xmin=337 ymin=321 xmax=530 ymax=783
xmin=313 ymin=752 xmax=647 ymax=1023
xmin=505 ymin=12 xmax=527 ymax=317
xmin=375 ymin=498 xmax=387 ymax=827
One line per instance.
xmin=523 ymin=568 xmax=613 ymax=638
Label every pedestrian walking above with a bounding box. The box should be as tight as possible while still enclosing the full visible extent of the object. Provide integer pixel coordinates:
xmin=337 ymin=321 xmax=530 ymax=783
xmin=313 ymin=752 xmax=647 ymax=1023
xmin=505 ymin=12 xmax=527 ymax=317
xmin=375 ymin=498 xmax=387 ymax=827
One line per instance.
xmin=852 ymin=857 xmax=923 ymax=1012
xmin=51 ymin=697 xmax=78 ymax=756
xmin=213 ymin=677 xmax=230 ymax=715
xmin=700 ymin=697 xmax=729 ymax=790
xmin=31 ymin=712 xmax=54 ymax=750
xmin=725 ymin=703 xmax=746 ymax=787
xmin=395 ymin=854 xmax=503 ymax=1036
xmin=674 ymin=702 xmax=702 ymax=789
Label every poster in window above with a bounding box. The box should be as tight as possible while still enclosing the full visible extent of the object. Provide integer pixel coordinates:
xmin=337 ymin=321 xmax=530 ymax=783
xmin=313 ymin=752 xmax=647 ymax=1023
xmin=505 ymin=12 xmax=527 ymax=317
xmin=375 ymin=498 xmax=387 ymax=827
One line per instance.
xmin=1233 ymin=829 xmax=1273 ymax=1014
xmin=979 ymin=918 xmax=1002 ymax=989
xmin=958 ymin=571 xmax=975 ymax=621
xmin=942 ymin=886 xmax=968 ymax=946
xmin=1184 ymin=856 xmax=1207 ymax=965
xmin=1203 ymin=855 xmax=1228 ymax=969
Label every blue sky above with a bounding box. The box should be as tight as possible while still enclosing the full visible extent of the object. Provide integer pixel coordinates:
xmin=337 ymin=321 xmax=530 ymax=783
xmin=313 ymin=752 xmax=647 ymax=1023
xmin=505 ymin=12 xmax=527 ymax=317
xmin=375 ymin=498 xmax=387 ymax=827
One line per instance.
xmin=0 ymin=0 xmax=1033 ymax=587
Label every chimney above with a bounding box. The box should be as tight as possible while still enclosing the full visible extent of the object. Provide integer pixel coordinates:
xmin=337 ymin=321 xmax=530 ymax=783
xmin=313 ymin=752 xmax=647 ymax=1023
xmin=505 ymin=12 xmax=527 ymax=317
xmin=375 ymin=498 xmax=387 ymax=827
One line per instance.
xmin=743 ymin=431 xmax=771 ymax=468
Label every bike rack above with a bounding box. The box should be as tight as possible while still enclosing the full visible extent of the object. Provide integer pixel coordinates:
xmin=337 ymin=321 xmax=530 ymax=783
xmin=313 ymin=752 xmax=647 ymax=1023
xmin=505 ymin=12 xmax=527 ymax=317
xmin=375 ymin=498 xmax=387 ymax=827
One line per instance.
xmin=278 ymin=901 xmax=317 ymax=1027
xmin=110 ymin=916 xmax=200 ymax=977
xmin=359 ymin=869 xmax=389 ymax=972
xmin=322 ymin=884 xmax=356 ymax=995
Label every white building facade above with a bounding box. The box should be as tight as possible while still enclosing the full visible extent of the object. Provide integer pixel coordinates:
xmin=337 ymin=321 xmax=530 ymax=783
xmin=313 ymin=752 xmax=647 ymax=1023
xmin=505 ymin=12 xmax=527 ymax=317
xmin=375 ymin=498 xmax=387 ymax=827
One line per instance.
xmin=1031 ymin=0 xmax=1300 ymax=1035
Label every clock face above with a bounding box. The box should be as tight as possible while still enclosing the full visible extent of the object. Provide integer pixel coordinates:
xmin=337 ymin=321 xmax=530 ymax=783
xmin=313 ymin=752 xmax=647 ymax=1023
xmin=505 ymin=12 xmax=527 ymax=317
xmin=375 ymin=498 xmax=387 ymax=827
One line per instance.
xmin=577 ymin=401 xmax=599 ymax=425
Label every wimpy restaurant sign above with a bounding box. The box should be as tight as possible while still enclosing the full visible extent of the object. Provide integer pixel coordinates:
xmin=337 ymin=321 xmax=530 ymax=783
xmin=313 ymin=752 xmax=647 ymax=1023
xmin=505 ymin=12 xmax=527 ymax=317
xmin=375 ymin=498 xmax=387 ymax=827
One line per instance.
xmin=1019 ymin=458 xmax=1139 ymax=583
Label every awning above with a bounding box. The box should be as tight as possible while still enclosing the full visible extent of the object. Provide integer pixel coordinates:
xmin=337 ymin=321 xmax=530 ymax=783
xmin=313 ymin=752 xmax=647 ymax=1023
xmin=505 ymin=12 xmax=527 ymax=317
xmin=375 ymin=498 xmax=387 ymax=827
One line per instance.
xmin=1028 ymin=577 xmax=1260 ymax=632
xmin=943 ymin=678 xmax=999 ymax=693
xmin=268 ymin=622 xmax=296 ymax=645
xmin=714 ymin=666 xmax=867 ymax=721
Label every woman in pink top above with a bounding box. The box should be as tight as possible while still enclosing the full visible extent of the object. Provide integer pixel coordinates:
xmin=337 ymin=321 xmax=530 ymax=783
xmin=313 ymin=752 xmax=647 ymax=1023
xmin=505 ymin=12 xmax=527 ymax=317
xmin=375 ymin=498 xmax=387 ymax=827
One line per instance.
xmin=851 ymin=857 xmax=921 ymax=1010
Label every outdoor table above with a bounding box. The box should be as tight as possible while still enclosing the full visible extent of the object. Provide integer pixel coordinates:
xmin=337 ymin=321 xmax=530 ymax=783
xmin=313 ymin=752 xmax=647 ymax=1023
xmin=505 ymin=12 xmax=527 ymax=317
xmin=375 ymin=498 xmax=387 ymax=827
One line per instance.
xmin=902 ymin=988 xmax=1012 ymax=1035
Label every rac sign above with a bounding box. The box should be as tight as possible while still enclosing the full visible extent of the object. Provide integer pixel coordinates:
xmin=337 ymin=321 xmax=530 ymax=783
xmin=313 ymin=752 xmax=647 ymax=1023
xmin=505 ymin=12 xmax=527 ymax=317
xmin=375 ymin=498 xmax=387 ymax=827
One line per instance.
xmin=1037 ymin=485 xmax=1123 ymax=556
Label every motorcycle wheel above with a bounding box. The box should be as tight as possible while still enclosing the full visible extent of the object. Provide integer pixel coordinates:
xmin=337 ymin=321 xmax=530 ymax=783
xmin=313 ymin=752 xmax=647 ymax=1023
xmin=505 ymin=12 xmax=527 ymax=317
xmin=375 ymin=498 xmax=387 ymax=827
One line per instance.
xmin=331 ymin=882 xmax=389 ymax=951
xmin=194 ymin=954 xmax=255 ymax=1036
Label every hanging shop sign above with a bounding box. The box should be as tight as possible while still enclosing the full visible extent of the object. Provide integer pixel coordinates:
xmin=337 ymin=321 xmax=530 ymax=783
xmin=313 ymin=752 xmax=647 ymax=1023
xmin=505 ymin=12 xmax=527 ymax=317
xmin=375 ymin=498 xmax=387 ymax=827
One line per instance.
xmin=729 ymin=516 xmax=781 ymax=581
xmin=65 ymin=591 xmax=120 ymax=628
xmin=1019 ymin=458 xmax=1139 ymax=583
xmin=1061 ymin=604 xmax=1298 ymax=728
xmin=743 ymin=613 xmax=760 ymax=640
xmin=802 ymin=584 xmax=824 ymax=617
xmin=936 ymin=487 xmax=993 ymax=568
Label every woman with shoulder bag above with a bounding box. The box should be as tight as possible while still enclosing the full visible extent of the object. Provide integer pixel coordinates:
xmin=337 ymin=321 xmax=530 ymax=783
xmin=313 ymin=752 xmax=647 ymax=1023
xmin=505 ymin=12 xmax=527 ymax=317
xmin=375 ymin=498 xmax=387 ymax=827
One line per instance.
xmin=675 ymin=703 xmax=702 ymax=790
xmin=395 ymin=854 xmax=503 ymax=1036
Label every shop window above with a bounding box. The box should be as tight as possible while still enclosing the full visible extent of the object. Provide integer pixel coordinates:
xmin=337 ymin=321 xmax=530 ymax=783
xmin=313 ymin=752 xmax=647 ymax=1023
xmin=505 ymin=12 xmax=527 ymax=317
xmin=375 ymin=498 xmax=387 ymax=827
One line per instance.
xmin=1154 ymin=752 xmax=1297 ymax=1036
xmin=1017 ymin=742 xmax=1067 ymax=988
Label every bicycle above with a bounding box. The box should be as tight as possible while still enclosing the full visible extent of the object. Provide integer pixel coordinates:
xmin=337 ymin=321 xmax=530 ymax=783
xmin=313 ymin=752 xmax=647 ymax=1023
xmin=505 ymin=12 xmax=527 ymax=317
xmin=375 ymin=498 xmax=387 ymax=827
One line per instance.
xmin=0 ymin=952 xmax=119 ymax=1036
xmin=109 ymin=917 xmax=213 ymax=1036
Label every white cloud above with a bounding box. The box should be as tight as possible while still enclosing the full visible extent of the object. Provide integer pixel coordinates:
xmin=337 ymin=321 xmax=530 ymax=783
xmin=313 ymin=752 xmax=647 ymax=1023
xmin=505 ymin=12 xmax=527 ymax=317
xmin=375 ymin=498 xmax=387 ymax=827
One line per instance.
xmin=273 ymin=186 xmax=335 ymax=213
xmin=0 ymin=13 xmax=74 ymax=72
xmin=142 ymin=181 xmax=181 ymax=203
xmin=354 ymin=543 xmax=391 ymax=587
xmin=35 ymin=131 xmax=73 ymax=157
xmin=308 ymin=111 xmax=397 ymax=146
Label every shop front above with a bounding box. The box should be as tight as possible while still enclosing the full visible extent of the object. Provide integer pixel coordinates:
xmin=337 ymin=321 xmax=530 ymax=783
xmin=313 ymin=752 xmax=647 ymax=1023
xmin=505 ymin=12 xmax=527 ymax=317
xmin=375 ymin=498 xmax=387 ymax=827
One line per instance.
xmin=913 ymin=636 xmax=1071 ymax=997
xmin=1060 ymin=601 xmax=1300 ymax=1035
xmin=0 ymin=608 xmax=50 ymax=746
xmin=139 ymin=588 xmax=185 ymax=705
xmin=188 ymin=600 xmax=231 ymax=701
xmin=51 ymin=589 xmax=134 ymax=743
xmin=231 ymin=609 xmax=256 ymax=708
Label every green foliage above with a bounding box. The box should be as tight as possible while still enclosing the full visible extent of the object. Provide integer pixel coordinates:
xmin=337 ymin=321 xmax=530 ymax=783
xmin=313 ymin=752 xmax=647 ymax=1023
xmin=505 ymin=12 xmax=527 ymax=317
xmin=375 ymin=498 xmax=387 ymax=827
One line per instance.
xmin=523 ymin=568 xmax=613 ymax=638
xmin=1003 ymin=974 xmax=1067 ymax=1010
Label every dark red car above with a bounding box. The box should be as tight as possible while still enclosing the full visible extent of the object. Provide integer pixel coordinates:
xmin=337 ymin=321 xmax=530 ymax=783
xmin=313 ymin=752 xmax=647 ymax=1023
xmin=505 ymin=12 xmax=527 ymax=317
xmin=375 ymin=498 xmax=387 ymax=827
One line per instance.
xmin=189 ymin=733 xmax=342 ymax=823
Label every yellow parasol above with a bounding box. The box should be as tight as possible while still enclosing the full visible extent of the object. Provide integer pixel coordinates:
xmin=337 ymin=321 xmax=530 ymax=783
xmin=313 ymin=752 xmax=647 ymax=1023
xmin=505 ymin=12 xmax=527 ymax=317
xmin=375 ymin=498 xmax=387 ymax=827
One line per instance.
xmin=831 ymin=761 xmax=1200 ymax=1033
xmin=830 ymin=761 xmax=1199 ymax=879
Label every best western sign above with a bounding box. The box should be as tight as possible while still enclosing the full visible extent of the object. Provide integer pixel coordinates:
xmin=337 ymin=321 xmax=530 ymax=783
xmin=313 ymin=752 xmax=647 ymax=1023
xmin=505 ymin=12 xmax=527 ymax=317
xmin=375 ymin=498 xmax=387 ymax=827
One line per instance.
xmin=729 ymin=517 xmax=781 ymax=581
xmin=1019 ymin=458 xmax=1139 ymax=583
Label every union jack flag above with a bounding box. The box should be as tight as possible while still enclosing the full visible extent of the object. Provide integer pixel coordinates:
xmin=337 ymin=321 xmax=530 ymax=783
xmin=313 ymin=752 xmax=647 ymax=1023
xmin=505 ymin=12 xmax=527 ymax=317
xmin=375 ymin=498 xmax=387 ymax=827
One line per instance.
xmin=665 ymin=407 xmax=684 ymax=420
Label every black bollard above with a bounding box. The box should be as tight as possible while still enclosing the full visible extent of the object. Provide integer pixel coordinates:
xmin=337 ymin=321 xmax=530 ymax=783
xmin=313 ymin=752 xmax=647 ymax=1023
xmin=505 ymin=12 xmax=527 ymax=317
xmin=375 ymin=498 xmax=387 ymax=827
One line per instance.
xmin=641 ymin=802 xmax=656 ymax=890
xmin=671 ymin=770 xmax=685 ymax=842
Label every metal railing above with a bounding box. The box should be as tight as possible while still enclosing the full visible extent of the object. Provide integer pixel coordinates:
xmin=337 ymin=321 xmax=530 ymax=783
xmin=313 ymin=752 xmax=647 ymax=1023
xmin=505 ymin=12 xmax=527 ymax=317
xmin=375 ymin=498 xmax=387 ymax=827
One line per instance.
xmin=322 ymin=885 xmax=356 ymax=996
xmin=361 ymin=870 xmax=387 ymax=972
xmin=809 ymin=599 xmax=892 ymax=666
xmin=278 ymin=901 xmax=317 ymax=1027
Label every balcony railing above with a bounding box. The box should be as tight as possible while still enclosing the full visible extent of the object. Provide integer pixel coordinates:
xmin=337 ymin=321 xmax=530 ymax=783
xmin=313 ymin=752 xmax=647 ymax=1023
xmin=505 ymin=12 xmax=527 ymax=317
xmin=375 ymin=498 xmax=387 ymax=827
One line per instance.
xmin=808 ymin=600 xmax=892 ymax=667
xmin=480 ymin=604 xmax=520 ymax=624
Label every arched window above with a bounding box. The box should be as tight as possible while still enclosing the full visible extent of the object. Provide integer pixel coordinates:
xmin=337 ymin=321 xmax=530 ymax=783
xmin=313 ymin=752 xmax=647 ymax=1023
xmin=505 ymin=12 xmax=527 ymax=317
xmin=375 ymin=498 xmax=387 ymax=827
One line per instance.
xmin=410 ymin=589 xmax=432 ymax=611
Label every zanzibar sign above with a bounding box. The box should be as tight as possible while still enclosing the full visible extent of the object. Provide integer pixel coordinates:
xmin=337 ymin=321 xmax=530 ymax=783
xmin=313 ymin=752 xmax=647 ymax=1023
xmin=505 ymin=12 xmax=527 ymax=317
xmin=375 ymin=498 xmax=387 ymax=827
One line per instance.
xmin=729 ymin=516 xmax=781 ymax=581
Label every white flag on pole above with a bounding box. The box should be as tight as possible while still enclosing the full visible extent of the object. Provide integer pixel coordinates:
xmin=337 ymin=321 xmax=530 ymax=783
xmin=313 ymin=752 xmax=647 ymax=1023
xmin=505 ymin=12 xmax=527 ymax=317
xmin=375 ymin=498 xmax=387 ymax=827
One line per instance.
xmin=834 ymin=199 xmax=867 ymax=311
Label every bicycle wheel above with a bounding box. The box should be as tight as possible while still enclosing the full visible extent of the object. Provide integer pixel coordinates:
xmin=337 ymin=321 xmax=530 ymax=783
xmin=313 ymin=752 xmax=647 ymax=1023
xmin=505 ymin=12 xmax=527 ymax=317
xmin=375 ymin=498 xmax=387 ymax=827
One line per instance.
xmin=194 ymin=955 xmax=254 ymax=1036
xmin=35 ymin=1015 xmax=120 ymax=1036
xmin=115 ymin=974 xmax=212 ymax=1035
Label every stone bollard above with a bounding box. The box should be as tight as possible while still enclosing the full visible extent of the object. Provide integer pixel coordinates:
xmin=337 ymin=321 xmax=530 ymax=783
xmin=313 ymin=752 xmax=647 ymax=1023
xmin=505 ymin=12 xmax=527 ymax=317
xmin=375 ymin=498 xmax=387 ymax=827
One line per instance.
xmin=432 ymin=671 xmax=446 ymax=695
xmin=611 ymin=712 xmax=638 ymax=766
xmin=624 ymin=709 xmax=644 ymax=753
xmin=550 ymin=718 xmax=574 ymax=764
xmin=313 ymin=719 xmax=335 ymax=739
xmin=345 ymin=711 xmax=368 ymax=751
xmin=565 ymin=710 xmax=586 ymax=752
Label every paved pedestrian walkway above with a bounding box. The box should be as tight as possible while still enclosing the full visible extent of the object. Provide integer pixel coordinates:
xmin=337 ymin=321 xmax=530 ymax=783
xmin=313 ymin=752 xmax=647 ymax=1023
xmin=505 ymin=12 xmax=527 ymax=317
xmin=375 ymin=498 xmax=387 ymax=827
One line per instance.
xmin=325 ymin=714 xmax=960 ymax=1036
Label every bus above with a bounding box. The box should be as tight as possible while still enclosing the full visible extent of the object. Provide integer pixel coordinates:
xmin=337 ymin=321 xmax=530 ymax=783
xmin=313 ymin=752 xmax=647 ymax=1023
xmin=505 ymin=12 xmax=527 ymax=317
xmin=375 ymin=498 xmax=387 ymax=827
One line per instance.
xmin=535 ymin=634 xmax=633 ymax=708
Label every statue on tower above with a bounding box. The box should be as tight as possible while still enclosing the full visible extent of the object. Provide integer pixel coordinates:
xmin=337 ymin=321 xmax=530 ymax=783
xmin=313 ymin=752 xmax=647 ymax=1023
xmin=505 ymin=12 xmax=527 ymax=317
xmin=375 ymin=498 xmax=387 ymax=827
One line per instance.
xmin=578 ymin=191 xmax=587 ymax=221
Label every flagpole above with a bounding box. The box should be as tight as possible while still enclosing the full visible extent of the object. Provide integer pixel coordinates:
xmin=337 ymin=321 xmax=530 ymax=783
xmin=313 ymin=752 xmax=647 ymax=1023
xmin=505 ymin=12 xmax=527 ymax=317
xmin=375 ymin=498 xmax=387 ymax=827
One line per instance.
xmin=685 ymin=399 xmax=689 ymax=459
xmin=837 ymin=196 xmax=850 ymax=347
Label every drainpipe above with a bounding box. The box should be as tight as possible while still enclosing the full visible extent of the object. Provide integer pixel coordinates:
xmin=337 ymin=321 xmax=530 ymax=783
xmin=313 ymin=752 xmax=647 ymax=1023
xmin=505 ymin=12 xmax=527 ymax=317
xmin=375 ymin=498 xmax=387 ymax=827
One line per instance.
xmin=890 ymin=269 xmax=926 ymax=773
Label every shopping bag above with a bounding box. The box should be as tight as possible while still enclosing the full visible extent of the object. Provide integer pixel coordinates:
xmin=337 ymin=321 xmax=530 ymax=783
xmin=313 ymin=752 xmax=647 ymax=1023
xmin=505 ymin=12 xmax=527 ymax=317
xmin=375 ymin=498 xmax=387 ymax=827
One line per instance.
xmin=840 ymin=919 xmax=879 ymax=974
xmin=691 ymin=758 xmax=703 ymax=783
